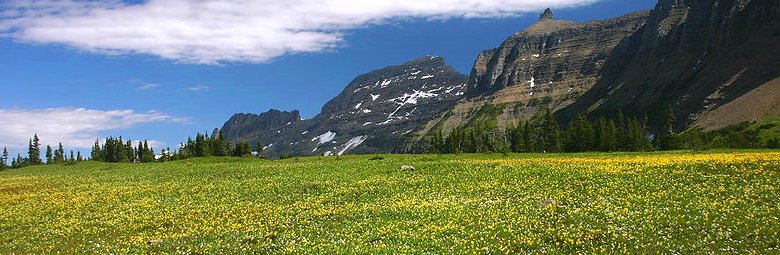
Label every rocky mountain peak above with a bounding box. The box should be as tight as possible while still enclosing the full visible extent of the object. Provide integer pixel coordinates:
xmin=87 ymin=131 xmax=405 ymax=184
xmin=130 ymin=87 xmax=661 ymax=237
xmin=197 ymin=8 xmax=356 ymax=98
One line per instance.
xmin=404 ymin=55 xmax=445 ymax=66
xmin=223 ymin=56 xmax=468 ymax=157
xmin=539 ymin=8 xmax=554 ymax=21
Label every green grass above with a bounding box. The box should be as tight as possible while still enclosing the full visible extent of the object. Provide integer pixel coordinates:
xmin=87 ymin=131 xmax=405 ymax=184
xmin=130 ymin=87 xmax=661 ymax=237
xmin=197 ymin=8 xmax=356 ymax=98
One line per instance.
xmin=1 ymin=151 xmax=779 ymax=254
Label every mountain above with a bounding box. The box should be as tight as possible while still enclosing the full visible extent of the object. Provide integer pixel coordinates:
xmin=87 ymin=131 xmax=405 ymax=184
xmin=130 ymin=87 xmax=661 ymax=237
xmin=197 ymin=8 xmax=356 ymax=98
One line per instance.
xmin=223 ymin=0 xmax=780 ymax=156
xmin=222 ymin=56 xmax=467 ymax=157
xmin=408 ymin=9 xmax=650 ymax=141
xmin=413 ymin=0 xmax=779 ymax=144
xmin=560 ymin=0 xmax=780 ymax=131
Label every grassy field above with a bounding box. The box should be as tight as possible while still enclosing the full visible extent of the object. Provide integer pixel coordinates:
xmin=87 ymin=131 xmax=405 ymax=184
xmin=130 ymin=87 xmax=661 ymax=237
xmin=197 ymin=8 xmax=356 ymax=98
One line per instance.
xmin=1 ymin=151 xmax=779 ymax=254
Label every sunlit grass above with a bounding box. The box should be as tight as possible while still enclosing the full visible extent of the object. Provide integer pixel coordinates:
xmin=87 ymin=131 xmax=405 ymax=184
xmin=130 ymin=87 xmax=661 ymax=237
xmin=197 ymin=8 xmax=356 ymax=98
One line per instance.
xmin=1 ymin=151 xmax=779 ymax=254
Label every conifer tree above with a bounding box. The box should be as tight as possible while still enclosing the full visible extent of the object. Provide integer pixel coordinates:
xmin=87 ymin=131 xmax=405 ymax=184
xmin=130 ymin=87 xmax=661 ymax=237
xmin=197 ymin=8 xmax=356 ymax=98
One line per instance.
xmin=14 ymin=153 xmax=26 ymax=168
xmin=77 ymin=151 xmax=83 ymax=162
xmin=657 ymin=105 xmax=679 ymax=150
xmin=28 ymin=134 xmax=42 ymax=165
xmin=1 ymin=147 xmax=8 ymax=168
xmin=55 ymin=143 xmax=65 ymax=163
xmin=195 ymin=133 xmax=207 ymax=157
xmin=603 ymin=120 xmax=618 ymax=151
xmin=233 ymin=141 xmax=252 ymax=157
xmin=69 ymin=151 xmax=75 ymax=163
xmin=91 ymin=139 xmax=103 ymax=161
xmin=46 ymin=145 xmax=53 ymax=164
xmin=522 ymin=122 xmax=534 ymax=152
xmin=11 ymin=154 xmax=20 ymax=168
xmin=125 ymin=140 xmax=135 ymax=163
xmin=541 ymin=109 xmax=562 ymax=153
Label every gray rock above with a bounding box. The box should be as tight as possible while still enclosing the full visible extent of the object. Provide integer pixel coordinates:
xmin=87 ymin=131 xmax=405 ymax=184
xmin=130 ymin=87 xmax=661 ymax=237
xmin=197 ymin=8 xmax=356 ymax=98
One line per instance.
xmin=400 ymin=165 xmax=416 ymax=171
xmin=539 ymin=8 xmax=553 ymax=21
xmin=223 ymin=56 xmax=467 ymax=158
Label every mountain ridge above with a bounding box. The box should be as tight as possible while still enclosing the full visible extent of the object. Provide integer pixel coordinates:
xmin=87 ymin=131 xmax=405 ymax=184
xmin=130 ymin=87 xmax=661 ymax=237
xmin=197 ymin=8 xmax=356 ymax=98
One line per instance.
xmin=222 ymin=0 xmax=780 ymax=156
xmin=222 ymin=56 xmax=467 ymax=157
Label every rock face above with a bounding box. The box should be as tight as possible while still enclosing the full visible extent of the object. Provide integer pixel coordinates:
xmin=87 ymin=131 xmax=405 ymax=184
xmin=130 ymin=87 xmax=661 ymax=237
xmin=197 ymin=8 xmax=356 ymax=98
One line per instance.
xmin=411 ymin=9 xmax=650 ymax=141
xmin=415 ymin=0 xmax=780 ymax=144
xmin=222 ymin=56 xmax=467 ymax=157
xmin=539 ymin=8 xmax=554 ymax=21
xmin=221 ymin=109 xmax=304 ymax=150
xmin=560 ymin=0 xmax=780 ymax=130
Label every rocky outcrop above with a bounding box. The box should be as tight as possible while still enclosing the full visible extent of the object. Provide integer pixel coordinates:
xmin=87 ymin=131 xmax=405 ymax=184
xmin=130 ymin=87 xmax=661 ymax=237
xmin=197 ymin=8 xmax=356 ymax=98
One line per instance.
xmin=223 ymin=56 xmax=467 ymax=157
xmin=539 ymin=8 xmax=554 ymax=21
xmin=413 ymin=9 xmax=649 ymax=140
xmin=560 ymin=0 xmax=780 ymax=130
xmin=221 ymin=110 xmax=303 ymax=146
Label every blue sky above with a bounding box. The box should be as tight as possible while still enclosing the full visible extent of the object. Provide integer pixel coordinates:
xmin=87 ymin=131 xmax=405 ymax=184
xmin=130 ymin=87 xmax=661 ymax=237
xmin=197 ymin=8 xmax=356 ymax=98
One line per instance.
xmin=0 ymin=0 xmax=655 ymax=157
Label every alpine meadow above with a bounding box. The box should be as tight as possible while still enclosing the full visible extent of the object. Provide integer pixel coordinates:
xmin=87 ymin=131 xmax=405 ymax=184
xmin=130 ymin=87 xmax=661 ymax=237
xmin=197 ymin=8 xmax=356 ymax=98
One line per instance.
xmin=1 ymin=0 xmax=779 ymax=253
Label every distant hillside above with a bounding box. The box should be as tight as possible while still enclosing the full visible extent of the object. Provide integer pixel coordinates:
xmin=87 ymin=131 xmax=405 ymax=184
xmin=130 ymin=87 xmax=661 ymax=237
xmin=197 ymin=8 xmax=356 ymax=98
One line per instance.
xmin=409 ymin=9 xmax=650 ymax=142
xmin=222 ymin=56 xmax=467 ymax=157
xmin=222 ymin=0 xmax=780 ymax=157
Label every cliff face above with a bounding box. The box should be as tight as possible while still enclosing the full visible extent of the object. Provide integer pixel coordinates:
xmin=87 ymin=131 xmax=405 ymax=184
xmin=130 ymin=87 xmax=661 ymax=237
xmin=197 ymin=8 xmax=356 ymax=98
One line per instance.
xmin=561 ymin=0 xmax=780 ymax=130
xmin=418 ymin=0 xmax=780 ymax=144
xmin=223 ymin=56 xmax=467 ymax=157
xmin=412 ymin=10 xmax=650 ymax=140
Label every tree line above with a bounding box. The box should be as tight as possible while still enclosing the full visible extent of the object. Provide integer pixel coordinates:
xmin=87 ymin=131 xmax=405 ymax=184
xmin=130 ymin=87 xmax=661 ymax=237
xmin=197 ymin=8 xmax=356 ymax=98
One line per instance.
xmin=90 ymin=137 xmax=157 ymax=163
xmin=427 ymin=106 xmax=777 ymax=154
xmin=0 ymin=129 xmax=263 ymax=170
xmin=172 ymin=129 xmax=259 ymax=160
xmin=1 ymin=134 xmax=85 ymax=170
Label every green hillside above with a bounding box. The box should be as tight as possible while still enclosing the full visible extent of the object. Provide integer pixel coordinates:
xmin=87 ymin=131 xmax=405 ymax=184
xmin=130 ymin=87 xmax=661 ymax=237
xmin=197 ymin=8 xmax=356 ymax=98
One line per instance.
xmin=2 ymin=152 xmax=779 ymax=254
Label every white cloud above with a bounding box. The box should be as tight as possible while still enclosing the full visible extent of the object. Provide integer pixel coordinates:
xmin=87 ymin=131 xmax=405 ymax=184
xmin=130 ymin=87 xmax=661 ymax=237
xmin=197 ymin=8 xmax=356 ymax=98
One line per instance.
xmin=187 ymin=85 xmax=209 ymax=91
xmin=0 ymin=0 xmax=599 ymax=64
xmin=137 ymin=83 xmax=163 ymax=90
xmin=0 ymin=108 xmax=184 ymax=149
xmin=130 ymin=139 xmax=166 ymax=150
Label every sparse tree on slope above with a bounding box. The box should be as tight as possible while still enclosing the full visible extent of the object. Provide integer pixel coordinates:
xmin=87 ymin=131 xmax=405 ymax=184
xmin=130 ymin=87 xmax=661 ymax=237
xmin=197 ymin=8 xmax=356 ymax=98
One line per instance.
xmin=46 ymin=145 xmax=53 ymax=164
xmin=1 ymin=147 xmax=8 ymax=168
xmin=28 ymin=134 xmax=42 ymax=165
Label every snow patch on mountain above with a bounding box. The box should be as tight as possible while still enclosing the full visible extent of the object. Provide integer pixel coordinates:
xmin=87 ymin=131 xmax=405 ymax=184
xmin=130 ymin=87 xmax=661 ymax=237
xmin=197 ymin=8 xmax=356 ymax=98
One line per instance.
xmin=311 ymin=131 xmax=336 ymax=145
xmin=337 ymin=136 xmax=368 ymax=155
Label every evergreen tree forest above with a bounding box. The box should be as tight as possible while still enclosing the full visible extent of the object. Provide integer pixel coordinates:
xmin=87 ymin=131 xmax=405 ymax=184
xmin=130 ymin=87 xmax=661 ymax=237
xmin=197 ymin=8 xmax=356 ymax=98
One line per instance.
xmin=1 ymin=130 xmax=260 ymax=169
xmin=2 ymin=134 xmax=87 ymax=169
xmin=171 ymin=130 xmax=255 ymax=160
xmin=427 ymin=107 xmax=776 ymax=154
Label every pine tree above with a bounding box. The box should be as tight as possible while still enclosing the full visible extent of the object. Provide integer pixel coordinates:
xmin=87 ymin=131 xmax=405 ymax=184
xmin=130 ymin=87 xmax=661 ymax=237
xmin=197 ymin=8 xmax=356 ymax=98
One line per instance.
xmin=77 ymin=151 xmax=83 ymax=162
xmin=69 ymin=151 xmax=75 ymax=163
xmin=137 ymin=141 xmax=144 ymax=163
xmin=46 ymin=145 xmax=53 ymax=164
xmin=616 ymin=110 xmax=628 ymax=150
xmin=195 ymin=133 xmax=207 ymax=157
xmin=28 ymin=135 xmax=42 ymax=165
xmin=55 ymin=143 xmax=65 ymax=163
xmin=541 ymin=109 xmax=562 ymax=153
xmin=91 ymin=139 xmax=103 ymax=162
xmin=522 ymin=122 xmax=534 ymax=152
xmin=14 ymin=154 xmax=25 ymax=168
xmin=233 ymin=141 xmax=252 ymax=157
xmin=125 ymin=140 xmax=135 ymax=163
xmin=1 ymin=147 xmax=8 ymax=168
xmin=657 ymin=105 xmax=679 ymax=150
xmin=210 ymin=130 xmax=228 ymax=156
xmin=603 ymin=120 xmax=618 ymax=151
